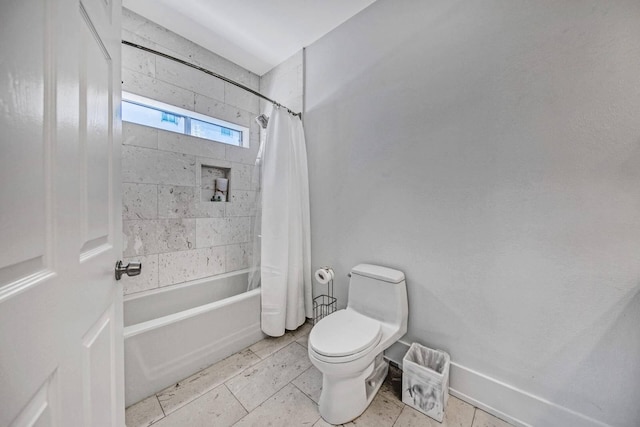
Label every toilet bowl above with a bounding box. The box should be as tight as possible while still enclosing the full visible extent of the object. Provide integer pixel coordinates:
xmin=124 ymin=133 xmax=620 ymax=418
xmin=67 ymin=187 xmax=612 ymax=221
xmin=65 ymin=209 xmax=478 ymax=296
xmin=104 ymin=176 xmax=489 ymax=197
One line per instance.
xmin=308 ymin=264 xmax=408 ymax=425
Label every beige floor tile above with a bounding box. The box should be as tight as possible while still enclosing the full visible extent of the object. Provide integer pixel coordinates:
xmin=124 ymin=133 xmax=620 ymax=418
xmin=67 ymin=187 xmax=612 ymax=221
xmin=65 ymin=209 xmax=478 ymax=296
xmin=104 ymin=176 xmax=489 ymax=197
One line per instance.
xmin=314 ymin=418 xmax=342 ymax=427
xmin=393 ymin=406 xmax=433 ymax=427
xmin=296 ymin=333 xmax=309 ymax=347
xmin=444 ymin=396 xmax=476 ymax=427
xmin=233 ymin=383 xmax=321 ymax=426
xmin=343 ymin=393 xmax=403 ymax=427
xmin=395 ymin=396 xmax=475 ymax=427
xmin=157 ymin=348 xmax=261 ymax=414
xmin=471 ymin=409 xmax=515 ymax=427
xmin=378 ymin=365 xmax=403 ymax=408
xmin=125 ymin=395 xmax=164 ymax=427
xmin=124 ymin=330 xmax=513 ymax=427
xmin=152 ymin=384 xmax=246 ymax=427
xmin=226 ymin=342 xmax=312 ymax=411
xmin=291 ymin=320 xmax=313 ymax=339
xmin=248 ymin=331 xmax=296 ymax=359
xmin=294 ymin=321 xmax=312 ymax=348
xmin=292 ymin=365 xmax=323 ymax=403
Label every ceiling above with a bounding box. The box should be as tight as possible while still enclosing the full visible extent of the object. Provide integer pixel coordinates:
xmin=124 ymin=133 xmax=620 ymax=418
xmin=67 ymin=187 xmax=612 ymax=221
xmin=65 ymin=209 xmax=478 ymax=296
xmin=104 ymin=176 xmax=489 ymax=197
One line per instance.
xmin=122 ymin=0 xmax=377 ymax=76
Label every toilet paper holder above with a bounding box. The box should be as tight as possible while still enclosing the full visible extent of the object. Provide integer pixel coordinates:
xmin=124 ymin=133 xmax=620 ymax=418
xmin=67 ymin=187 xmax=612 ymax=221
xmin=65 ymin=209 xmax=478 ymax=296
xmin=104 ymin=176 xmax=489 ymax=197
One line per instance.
xmin=313 ymin=266 xmax=337 ymax=325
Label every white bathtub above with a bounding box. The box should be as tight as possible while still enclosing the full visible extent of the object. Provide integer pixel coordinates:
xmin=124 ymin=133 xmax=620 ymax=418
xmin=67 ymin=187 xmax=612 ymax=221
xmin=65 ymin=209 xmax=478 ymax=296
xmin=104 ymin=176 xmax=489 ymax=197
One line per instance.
xmin=123 ymin=269 xmax=264 ymax=406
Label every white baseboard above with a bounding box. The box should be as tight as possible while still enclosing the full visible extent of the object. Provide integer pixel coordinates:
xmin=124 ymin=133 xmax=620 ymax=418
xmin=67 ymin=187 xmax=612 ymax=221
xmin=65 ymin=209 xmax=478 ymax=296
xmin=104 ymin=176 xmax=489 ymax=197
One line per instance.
xmin=384 ymin=340 xmax=611 ymax=427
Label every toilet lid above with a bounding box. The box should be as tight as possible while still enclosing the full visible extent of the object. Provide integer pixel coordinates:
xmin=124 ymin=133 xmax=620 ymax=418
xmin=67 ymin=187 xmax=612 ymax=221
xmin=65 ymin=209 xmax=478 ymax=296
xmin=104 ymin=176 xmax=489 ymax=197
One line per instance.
xmin=310 ymin=310 xmax=381 ymax=357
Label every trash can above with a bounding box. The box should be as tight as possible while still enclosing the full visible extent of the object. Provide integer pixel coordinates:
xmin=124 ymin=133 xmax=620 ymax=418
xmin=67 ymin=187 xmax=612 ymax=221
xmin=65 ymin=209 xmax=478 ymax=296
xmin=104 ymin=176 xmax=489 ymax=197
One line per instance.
xmin=402 ymin=343 xmax=450 ymax=422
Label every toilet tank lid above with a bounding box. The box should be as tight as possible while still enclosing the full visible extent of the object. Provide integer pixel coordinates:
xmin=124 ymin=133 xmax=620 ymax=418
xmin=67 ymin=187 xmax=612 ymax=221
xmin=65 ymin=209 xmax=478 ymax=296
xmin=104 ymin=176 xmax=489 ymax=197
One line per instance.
xmin=351 ymin=264 xmax=405 ymax=284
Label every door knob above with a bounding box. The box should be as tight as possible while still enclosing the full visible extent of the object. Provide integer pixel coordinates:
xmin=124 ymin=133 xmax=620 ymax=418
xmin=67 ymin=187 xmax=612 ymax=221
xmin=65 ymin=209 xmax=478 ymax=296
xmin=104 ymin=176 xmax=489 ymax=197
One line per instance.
xmin=115 ymin=260 xmax=142 ymax=280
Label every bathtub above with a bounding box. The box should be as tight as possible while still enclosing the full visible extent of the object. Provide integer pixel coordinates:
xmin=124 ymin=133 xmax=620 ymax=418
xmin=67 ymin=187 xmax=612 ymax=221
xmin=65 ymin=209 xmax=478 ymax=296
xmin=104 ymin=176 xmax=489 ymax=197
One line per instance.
xmin=123 ymin=269 xmax=264 ymax=406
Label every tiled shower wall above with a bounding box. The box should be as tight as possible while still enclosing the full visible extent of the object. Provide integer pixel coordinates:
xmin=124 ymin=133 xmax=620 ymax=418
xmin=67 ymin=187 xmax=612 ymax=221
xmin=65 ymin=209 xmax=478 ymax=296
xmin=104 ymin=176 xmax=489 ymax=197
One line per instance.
xmin=120 ymin=9 xmax=261 ymax=295
xmin=260 ymin=50 xmax=304 ymax=116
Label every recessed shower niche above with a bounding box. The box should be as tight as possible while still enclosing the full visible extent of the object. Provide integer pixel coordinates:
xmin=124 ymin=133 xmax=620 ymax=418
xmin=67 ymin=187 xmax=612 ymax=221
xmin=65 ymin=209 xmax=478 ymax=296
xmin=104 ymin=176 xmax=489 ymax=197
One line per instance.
xmin=198 ymin=162 xmax=231 ymax=202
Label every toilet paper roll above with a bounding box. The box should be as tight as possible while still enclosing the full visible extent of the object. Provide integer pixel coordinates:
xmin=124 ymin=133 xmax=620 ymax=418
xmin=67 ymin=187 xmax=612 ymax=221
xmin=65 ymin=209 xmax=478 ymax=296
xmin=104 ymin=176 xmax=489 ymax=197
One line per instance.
xmin=315 ymin=267 xmax=334 ymax=284
xmin=216 ymin=178 xmax=228 ymax=192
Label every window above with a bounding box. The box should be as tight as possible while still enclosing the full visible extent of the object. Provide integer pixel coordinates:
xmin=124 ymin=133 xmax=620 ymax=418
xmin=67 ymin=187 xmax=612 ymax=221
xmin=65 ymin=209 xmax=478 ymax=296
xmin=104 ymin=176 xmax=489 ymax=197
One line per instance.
xmin=122 ymin=92 xmax=249 ymax=147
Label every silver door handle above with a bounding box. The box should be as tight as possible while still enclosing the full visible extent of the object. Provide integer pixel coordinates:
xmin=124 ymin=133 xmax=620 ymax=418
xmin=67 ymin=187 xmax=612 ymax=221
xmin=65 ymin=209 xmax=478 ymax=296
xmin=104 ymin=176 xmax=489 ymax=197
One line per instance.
xmin=115 ymin=260 xmax=142 ymax=280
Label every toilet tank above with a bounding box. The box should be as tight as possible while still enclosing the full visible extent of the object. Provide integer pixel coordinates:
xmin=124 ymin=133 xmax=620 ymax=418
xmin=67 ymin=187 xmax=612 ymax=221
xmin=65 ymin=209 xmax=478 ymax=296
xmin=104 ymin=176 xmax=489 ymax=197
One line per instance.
xmin=347 ymin=264 xmax=408 ymax=328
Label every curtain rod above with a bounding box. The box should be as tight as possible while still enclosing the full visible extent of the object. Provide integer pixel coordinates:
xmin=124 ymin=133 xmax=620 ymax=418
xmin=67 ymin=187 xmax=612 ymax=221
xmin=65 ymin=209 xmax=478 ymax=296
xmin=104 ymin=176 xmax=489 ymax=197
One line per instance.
xmin=121 ymin=40 xmax=302 ymax=119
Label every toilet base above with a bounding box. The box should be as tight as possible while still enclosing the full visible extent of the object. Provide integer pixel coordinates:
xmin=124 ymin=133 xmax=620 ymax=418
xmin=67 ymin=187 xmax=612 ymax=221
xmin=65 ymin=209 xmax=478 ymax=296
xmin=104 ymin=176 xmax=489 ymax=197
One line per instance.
xmin=318 ymin=355 xmax=389 ymax=425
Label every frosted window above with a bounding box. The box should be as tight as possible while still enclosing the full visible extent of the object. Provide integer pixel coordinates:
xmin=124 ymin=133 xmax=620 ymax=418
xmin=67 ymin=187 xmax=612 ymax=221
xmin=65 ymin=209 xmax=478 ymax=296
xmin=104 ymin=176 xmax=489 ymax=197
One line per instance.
xmin=191 ymin=119 xmax=242 ymax=146
xmin=121 ymin=92 xmax=249 ymax=147
xmin=122 ymin=101 xmax=185 ymax=133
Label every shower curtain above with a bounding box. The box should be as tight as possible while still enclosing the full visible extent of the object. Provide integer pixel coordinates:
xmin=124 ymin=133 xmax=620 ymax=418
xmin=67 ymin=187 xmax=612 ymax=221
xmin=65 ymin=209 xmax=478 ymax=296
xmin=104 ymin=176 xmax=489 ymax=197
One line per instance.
xmin=257 ymin=107 xmax=312 ymax=337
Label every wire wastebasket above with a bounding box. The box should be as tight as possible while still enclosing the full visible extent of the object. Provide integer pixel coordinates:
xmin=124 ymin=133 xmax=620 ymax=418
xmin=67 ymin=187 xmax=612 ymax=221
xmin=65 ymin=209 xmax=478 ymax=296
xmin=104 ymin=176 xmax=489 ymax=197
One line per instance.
xmin=313 ymin=267 xmax=337 ymax=324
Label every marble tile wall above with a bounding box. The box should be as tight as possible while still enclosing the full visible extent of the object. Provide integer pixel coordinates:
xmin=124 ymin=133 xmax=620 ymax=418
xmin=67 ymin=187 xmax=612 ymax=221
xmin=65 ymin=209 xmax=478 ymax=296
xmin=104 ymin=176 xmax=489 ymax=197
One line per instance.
xmin=121 ymin=8 xmax=262 ymax=295
xmin=260 ymin=50 xmax=304 ymax=115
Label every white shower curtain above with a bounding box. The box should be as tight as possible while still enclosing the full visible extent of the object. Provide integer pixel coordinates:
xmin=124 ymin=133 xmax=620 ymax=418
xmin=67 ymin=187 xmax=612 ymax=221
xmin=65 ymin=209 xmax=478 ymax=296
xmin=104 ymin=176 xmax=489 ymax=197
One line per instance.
xmin=260 ymin=107 xmax=312 ymax=337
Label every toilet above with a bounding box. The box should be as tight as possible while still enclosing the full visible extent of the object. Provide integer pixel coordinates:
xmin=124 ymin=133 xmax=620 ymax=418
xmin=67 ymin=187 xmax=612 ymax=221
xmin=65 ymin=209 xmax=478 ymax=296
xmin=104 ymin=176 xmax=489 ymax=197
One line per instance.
xmin=308 ymin=264 xmax=408 ymax=425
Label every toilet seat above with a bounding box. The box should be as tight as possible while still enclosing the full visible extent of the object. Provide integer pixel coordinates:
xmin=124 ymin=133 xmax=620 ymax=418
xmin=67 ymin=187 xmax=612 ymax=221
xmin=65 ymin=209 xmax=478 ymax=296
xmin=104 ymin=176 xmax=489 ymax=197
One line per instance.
xmin=310 ymin=310 xmax=382 ymax=361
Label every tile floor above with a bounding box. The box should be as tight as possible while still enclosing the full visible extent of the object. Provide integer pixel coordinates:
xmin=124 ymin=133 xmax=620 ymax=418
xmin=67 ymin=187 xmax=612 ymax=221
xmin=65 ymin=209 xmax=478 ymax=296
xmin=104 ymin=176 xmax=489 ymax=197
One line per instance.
xmin=126 ymin=322 xmax=514 ymax=427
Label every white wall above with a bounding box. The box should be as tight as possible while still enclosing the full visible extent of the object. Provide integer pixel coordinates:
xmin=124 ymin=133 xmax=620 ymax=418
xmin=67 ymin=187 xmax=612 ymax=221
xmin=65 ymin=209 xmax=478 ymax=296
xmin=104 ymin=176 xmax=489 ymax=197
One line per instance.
xmin=120 ymin=9 xmax=261 ymax=295
xmin=304 ymin=1 xmax=640 ymax=426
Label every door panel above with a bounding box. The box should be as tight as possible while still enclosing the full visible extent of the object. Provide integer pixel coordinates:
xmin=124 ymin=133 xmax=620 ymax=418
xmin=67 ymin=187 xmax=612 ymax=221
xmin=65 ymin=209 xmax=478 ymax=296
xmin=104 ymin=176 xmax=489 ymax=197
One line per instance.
xmin=0 ymin=0 xmax=123 ymax=425
xmin=0 ymin=1 xmax=59 ymax=424
xmin=9 ymin=371 xmax=58 ymax=427
xmin=80 ymin=3 xmax=113 ymax=257
xmin=82 ymin=304 xmax=117 ymax=427
xmin=0 ymin=287 xmax=61 ymax=427
xmin=0 ymin=0 xmax=52 ymax=289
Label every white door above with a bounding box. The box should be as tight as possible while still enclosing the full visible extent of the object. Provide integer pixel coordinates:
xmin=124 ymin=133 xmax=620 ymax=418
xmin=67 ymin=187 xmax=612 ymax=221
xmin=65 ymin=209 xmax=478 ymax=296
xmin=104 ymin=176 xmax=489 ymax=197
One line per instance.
xmin=0 ymin=0 xmax=124 ymax=426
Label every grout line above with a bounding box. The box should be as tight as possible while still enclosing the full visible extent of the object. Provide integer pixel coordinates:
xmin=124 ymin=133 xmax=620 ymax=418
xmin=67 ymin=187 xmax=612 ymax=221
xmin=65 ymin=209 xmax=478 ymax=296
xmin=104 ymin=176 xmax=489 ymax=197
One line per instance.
xmin=223 ymin=382 xmax=251 ymax=421
xmin=144 ymin=395 xmax=166 ymax=426
xmin=391 ymin=407 xmax=403 ymax=427
xmin=389 ymin=404 xmax=403 ymax=427
xmin=155 ymin=184 xmax=159 ymax=219
xmin=290 ymin=382 xmax=320 ymax=408
xmin=236 ymin=378 xmax=292 ymax=415
xmin=159 ymin=381 xmax=234 ymax=420
xmin=228 ymin=382 xmax=252 ymax=418
xmin=291 ymin=364 xmax=313 ymax=381
xmin=157 ymin=373 xmax=227 ymax=416
xmin=219 ymin=349 xmax=262 ymax=386
xmin=121 ymin=144 xmax=256 ymax=166
xmin=155 ymin=394 xmax=166 ymax=417
xmin=471 ymin=407 xmax=477 ymax=427
xmin=243 ymin=347 xmax=261 ymax=362
xmin=251 ymin=335 xmax=298 ymax=360
xmin=226 ymin=343 xmax=311 ymax=415
xmin=289 ymin=367 xmax=319 ymax=404
xmin=151 ymin=348 xmax=263 ymax=418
